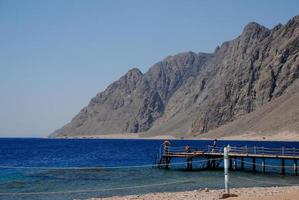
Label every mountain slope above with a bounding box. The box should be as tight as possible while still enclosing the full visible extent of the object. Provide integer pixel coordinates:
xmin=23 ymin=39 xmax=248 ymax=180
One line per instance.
xmin=51 ymin=52 xmax=210 ymax=137
xmin=146 ymin=15 xmax=299 ymax=137
xmin=202 ymin=79 xmax=299 ymax=139
xmin=51 ymin=15 xmax=299 ymax=138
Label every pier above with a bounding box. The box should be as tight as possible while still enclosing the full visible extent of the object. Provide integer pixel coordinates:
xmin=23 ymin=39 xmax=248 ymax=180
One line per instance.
xmin=154 ymin=145 xmax=299 ymax=175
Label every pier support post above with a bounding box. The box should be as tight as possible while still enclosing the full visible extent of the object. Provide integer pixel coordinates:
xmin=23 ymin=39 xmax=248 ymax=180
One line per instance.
xmin=294 ymin=160 xmax=297 ymax=176
xmin=233 ymin=159 xmax=237 ymax=170
xmin=281 ymin=159 xmax=285 ymax=175
xmin=224 ymin=146 xmax=230 ymax=194
xmin=240 ymin=157 xmax=244 ymax=170
xmin=186 ymin=157 xmax=192 ymax=170
xmin=212 ymin=158 xmax=216 ymax=169
xmin=262 ymin=158 xmax=266 ymax=173
xmin=252 ymin=157 xmax=256 ymax=172
xmin=164 ymin=157 xmax=170 ymax=169
xmin=207 ymin=158 xmax=211 ymax=169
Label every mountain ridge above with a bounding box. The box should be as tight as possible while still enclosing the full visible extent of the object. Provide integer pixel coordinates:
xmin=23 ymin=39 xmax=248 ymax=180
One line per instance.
xmin=50 ymin=15 xmax=299 ymax=138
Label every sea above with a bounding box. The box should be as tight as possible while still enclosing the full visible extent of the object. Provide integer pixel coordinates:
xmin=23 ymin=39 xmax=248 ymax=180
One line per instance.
xmin=0 ymin=138 xmax=299 ymax=200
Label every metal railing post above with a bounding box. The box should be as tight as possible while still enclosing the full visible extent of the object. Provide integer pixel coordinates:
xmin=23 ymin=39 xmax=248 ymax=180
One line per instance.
xmin=224 ymin=146 xmax=230 ymax=194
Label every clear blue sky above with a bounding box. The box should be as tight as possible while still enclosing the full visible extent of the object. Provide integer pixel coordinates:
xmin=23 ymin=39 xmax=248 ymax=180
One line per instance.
xmin=0 ymin=0 xmax=298 ymax=137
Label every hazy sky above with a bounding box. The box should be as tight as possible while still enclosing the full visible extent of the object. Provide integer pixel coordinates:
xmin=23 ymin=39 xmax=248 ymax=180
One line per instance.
xmin=0 ymin=0 xmax=298 ymax=137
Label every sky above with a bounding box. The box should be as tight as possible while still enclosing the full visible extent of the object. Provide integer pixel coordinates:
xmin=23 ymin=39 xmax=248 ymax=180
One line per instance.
xmin=0 ymin=0 xmax=298 ymax=137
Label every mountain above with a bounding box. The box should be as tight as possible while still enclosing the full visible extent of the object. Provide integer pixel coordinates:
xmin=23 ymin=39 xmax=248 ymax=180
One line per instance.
xmin=51 ymin=52 xmax=210 ymax=137
xmin=50 ymin=15 xmax=299 ymax=138
xmin=203 ymin=79 xmax=299 ymax=140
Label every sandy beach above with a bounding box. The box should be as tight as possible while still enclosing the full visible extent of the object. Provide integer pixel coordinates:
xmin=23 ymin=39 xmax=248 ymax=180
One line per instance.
xmin=54 ymin=133 xmax=177 ymax=140
xmin=54 ymin=132 xmax=299 ymax=141
xmin=88 ymin=186 xmax=299 ymax=200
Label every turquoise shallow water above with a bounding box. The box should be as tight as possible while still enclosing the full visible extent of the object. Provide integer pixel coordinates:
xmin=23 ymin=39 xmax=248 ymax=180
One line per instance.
xmin=0 ymin=138 xmax=299 ymax=200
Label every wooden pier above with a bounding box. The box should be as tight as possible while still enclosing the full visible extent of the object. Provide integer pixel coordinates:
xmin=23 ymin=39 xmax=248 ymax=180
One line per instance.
xmin=154 ymin=145 xmax=299 ymax=175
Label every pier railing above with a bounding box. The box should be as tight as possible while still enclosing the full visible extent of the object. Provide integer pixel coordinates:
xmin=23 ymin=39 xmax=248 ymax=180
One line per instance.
xmin=161 ymin=145 xmax=299 ymax=157
xmin=154 ymin=144 xmax=299 ymax=175
xmin=228 ymin=146 xmax=299 ymax=156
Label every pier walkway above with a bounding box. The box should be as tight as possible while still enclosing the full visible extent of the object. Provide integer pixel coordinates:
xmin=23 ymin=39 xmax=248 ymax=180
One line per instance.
xmin=154 ymin=145 xmax=299 ymax=175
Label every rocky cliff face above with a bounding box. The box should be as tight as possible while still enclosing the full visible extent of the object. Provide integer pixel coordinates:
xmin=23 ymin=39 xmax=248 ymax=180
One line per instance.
xmin=51 ymin=15 xmax=299 ymax=137
xmin=52 ymin=52 xmax=210 ymax=137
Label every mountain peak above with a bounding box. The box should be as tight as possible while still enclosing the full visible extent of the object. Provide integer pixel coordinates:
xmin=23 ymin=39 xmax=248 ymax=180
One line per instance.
xmin=292 ymin=14 xmax=299 ymax=21
xmin=242 ymin=22 xmax=268 ymax=34
xmin=126 ymin=68 xmax=143 ymax=75
xmin=285 ymin=14 xmax=299 ymax=28
xmin=121 ymin=68 xmax=144 ymax=85
xmin=163 ymin=51 xmax=196 ymax=61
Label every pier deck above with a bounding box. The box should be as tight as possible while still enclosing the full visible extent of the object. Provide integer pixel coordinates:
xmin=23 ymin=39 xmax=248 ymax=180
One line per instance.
xmin=155 ymin=145 xmax=299 ymax=175
xmin=164 ymin=151 xmax=299 ymax=159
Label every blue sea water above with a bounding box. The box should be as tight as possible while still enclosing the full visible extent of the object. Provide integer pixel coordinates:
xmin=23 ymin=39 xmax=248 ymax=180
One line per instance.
xmin=0 ymin=138 xmax=299 ymax=200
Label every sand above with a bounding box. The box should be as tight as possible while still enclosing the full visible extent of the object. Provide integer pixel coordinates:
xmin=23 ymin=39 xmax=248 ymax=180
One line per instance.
xmin=88 ymin=186 xmax=299 ymax=200
xmin=216 ymin=131 xmax=299 ymax=141
xmin=56 ymin=132 xmax=299 ymax=141
xmin=55 ymin=133 xmax=177 ymax=140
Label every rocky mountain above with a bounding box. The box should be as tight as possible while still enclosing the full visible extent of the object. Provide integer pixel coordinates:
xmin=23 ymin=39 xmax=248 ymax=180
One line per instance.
xmin=51 ymin=15 xmax=299 ymax=138
xmin=203 ymin=79 xmax=299 ymax=140
xmin=51 ymin=52 xmax=210 ymax=137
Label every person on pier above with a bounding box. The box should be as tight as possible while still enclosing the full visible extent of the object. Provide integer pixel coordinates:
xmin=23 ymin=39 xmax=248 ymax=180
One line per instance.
xmin=161 ymin=140 xmax=171 ymax=169
xmin=212 ymin=139 xmax=218 ymax=153
xmin=185 ymin=144 xmax=191 ymax=153
xmin=185 ymin=144 xmax=192 ymax=170
xmin=163 ymin=140 xmax=171 ymax=154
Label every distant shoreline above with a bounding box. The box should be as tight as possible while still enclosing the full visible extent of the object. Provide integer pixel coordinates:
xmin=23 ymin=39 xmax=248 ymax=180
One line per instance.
xmin=47 ymin=132 xmax=299 ymax=142
xmin=2 ymin=132 xmax=299 ymax=142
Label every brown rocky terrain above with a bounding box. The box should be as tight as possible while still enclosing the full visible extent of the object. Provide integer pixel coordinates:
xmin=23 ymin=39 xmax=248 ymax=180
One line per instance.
xmin=51 ymin=15 xmax=299 ymax=138
xmin=201 ymin=79 xmax=299 ymax=139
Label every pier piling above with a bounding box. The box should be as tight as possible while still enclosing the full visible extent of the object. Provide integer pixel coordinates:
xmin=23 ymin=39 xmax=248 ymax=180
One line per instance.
xmin=186 ymin=157 xmax=192 ymax=170
xmin=282 ymin=159 xmax=285 ymax=175
xmin=294 ymin=160 xmax=298 ymax=176
xmin=240 ymin=157 xmax=244 ymax=170
xmin=252 ymin=157 xmax=256 ymax=172
xmin=229 ymin=158 xmax=233 ymax=170
xmin=262 ymin=158 xmax=266 ymax=173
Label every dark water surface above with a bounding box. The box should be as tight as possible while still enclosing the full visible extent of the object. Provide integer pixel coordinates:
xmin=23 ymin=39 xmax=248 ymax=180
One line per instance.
xmin=0 ymin=138 xmax=299 ymax=200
